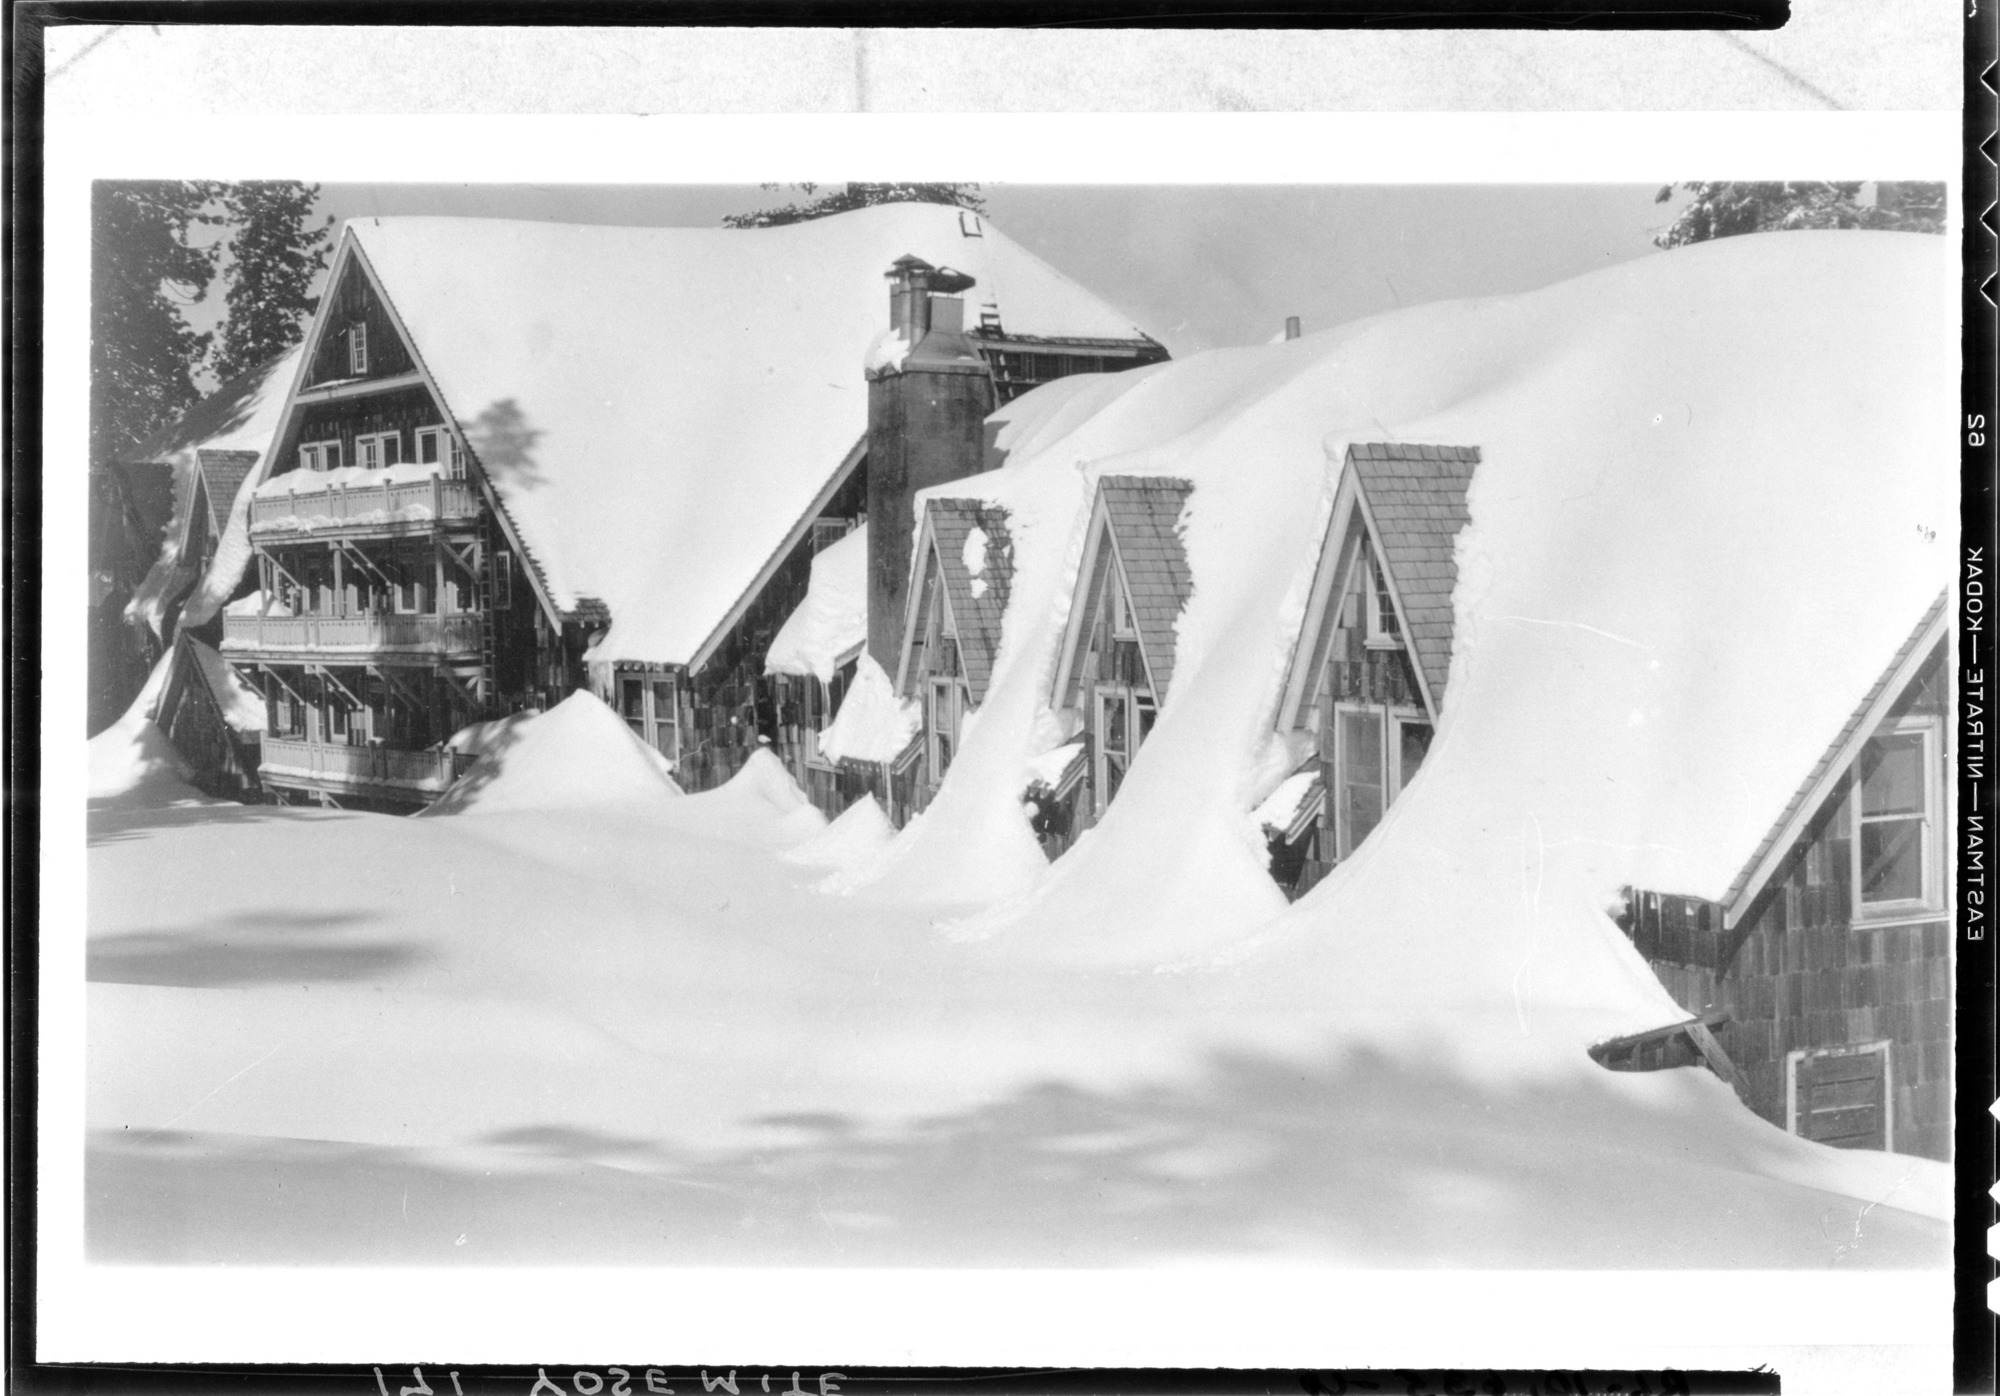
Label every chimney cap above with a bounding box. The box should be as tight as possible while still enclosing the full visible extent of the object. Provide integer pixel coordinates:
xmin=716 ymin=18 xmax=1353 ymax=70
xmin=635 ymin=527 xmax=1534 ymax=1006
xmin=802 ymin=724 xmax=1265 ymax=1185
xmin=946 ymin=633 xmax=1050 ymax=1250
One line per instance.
xmin=886 ymin=254 xmax=936 ymax=279
xmin=884 ymin=254 xmax=977 ymax=295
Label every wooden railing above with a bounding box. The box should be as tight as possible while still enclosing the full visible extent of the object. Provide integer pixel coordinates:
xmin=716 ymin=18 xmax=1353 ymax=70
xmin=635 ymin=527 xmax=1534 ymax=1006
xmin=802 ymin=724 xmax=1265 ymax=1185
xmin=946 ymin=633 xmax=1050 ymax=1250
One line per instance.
xmin=222 ymin=612 xmax=482 ymax=656
xmin=259 ymin=737 xmax=475 ymax=793
xmin=249 ymin=476 xmax=478 ymax=532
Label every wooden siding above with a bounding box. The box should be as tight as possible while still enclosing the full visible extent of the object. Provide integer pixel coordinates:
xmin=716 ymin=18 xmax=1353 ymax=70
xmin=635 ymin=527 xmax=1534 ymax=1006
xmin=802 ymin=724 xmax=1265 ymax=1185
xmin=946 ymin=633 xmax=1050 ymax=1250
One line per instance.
xmin=679 ymin=472 xmax=868 ymax=794
xmin=277 ymin=386 xmax=448 ymax=484
xmin=305 ymin=257 xmax=417 ymax=389
xmin=1619 ymin=648 xmax=1952 ymax=1160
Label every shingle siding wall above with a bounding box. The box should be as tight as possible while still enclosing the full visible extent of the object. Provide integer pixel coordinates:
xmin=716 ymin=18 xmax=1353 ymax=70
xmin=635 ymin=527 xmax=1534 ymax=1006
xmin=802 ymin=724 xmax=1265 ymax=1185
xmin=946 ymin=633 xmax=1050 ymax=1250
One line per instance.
xmin=1619 ymin=649 xmax=1953 ymax=1162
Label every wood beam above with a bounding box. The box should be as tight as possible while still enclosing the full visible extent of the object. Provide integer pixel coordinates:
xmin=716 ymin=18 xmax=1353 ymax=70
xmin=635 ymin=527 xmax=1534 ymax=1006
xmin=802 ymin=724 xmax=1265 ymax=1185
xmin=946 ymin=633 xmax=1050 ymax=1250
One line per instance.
xmin=292 ymin=370 xmax=425 ymax=404
xmin=309 ymin=664 xmax=366 ymax=711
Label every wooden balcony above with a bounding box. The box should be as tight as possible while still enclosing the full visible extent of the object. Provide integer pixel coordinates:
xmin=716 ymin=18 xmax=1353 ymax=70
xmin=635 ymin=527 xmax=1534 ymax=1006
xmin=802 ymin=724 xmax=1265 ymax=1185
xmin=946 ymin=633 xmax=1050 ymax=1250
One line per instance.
xmin=249 ymin=475 xmax=479 ymax=536
xmin=222 ymin=611 xmax=482 ymax=661
xmin=258 ymin=736 xmax=475 ymax=801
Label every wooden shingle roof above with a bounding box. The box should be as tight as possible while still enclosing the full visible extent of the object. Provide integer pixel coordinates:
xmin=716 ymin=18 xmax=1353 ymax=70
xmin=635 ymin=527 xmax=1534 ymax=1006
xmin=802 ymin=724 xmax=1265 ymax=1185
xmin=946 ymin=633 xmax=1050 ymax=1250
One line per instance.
xmin=924 ymin=499 xmax=1014 ymax=706
xmin=1349 ymin=442 xmax=1480 ymax=713
xmin=196 ymin=449 xmax=261 ymax=537
xmin=1101 ymin=475 xmax=1195 ymax=696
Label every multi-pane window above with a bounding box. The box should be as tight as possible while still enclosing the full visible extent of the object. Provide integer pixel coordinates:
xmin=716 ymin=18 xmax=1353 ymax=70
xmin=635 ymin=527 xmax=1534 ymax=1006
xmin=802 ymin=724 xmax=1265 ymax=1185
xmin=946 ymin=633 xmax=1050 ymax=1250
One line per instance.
xmin=348 ymin=323 xmax=368 ymax=375
xmin=355 ymin=431 xmax=403 ymax=470
xmin=299 ymin=439 xmax=343 ymax=472
xmin=1092 ymin=688 xmax=1157 ymax=815
xmin=927 ymin=676 xmax=965 ymax=785
xmin=1363 ymin=554 xmax=1401 ymax=647
xmin=618 ymin=672 xmax=679 ymax=759
xmin=1854 ymin=718 xmax=1942 ymax=915
xmin=1333 ymin=704 xmax=1432 ymax=858
xmin=494 ymin=552 xmax=513 ymax=609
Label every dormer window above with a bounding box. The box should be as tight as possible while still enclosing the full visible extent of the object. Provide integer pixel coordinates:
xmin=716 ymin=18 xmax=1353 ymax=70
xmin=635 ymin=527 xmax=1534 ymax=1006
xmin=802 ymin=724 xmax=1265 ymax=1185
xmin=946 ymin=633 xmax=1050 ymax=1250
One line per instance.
xmin=348 ymin=323 xmax=368 ymax=375
xmin=1365 ymin=558 xmax=1401 ymax=648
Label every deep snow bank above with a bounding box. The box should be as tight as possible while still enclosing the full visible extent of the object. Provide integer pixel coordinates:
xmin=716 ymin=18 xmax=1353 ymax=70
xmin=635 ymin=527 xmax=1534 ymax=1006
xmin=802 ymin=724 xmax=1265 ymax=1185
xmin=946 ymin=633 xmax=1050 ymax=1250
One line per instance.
xmin=426 ymin=692 xmax=682 ymax=815
xmin=87 ymin=652 xmax=201 ymax=804
xmin=845 ymin=233 xmax=1956 ymax=1044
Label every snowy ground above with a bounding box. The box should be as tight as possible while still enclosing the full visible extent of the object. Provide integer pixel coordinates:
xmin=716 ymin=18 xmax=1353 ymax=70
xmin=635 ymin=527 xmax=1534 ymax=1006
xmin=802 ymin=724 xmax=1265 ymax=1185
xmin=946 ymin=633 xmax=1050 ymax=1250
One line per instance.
xmin=83 ymin=232 xmax=1955 ymax=1275
xmin=86 ymin=710 xmax=1946 ymax=1269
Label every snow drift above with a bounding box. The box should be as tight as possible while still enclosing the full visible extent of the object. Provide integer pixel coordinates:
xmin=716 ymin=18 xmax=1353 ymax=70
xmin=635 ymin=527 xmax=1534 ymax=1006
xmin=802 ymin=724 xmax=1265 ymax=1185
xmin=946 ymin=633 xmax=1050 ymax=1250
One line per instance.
xmin=843 ymin=232 xmax=1957 ymax=1039
xmin=425 ymin=692 xmax=682 ymax=816
xmin=86 ymin=652 xmax=199 ymax=804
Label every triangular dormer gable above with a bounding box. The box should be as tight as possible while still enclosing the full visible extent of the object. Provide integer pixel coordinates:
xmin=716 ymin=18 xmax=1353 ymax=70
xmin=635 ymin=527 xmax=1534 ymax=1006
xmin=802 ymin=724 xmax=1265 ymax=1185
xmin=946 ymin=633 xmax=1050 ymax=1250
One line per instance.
xmin=1050 ymin=475 xmax=1194 ymax=714
xmin=263 ymin=230 xmax=573 ymax=637
xmin=1277 ymin=442 xmax=1480 ymax=732
xmin=196 ymin=449 xmax=260 ymax=539
xmin=1721 ymin=591 xmax=1951 ymax=928
xmin=897 ymin=499 xmax=1014 ymax=705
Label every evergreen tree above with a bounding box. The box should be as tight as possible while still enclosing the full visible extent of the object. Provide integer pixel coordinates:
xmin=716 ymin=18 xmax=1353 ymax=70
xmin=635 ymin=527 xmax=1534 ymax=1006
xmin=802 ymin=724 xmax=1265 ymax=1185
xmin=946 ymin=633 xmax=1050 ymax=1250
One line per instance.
xmin=1654 ymin=181 xmax=1946 ymax=249
xmin=724 ymin=182 xmax=986 ymax=229
xmin=210 ymin=182 xmax=335 ymax=383
xmin=89 ymin=180 xmax=221 ymax=464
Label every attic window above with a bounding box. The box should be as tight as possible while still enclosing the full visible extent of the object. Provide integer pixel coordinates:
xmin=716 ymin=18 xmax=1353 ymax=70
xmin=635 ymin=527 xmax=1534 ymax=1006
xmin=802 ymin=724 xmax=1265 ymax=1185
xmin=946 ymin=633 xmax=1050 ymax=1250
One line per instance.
xmin=1366 ymin=559 xmax=1401 ymax=648
xmin=348 ymin=323 xmax=368 ymax=375
xmin=1854 ymin=717 xmax=1943 ymax=916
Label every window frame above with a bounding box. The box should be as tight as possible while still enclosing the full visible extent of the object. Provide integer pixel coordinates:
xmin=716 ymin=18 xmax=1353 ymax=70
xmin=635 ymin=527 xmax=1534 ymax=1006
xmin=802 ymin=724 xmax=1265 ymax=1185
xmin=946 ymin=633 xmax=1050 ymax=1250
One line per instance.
xmin=1362 ymin=553 xmax=1402 ymax=651
xmin=927 ymin=674 xmax=967 ymax=789
xmin=1331 ymin=700 xmax=1430 ymax=859
xmin=299 ymin=439 xmax=343 ymax=473
xmin=354 ymin=430 xmax=403 ymax=471
xmin=1850 ymin=714 xmax=1945 ymax=922
xmin=348 ymin=323 xmax=368 ymax=376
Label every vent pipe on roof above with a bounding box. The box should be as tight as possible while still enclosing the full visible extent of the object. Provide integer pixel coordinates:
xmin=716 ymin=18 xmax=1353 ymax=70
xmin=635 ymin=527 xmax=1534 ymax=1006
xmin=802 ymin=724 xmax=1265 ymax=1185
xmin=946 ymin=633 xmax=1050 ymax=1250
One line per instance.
xmin=1285 ymin=316 xmax=1302 ymax=341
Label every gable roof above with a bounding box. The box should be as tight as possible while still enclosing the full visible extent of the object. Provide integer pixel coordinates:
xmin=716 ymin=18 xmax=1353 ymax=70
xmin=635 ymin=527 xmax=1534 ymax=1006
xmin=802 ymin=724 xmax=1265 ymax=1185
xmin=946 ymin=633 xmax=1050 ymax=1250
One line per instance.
xmin=340 ymin=203 xmax=1160 ymax=668
xmin=1099 ymin=475 xmax=1195 ymax=696
xmin=917 ymin=499 xmax=1014 ymax=705
xmin=1348 ymin=442 xmax=1480 ymax=713
xmin=1722 ymin=589 xmax=1951 ymax=925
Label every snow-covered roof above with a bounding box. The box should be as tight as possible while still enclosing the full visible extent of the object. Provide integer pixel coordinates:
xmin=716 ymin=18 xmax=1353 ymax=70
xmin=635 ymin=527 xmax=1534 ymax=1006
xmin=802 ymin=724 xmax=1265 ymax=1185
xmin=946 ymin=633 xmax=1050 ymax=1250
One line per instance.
xmin=1720 ymin=589 xmax=1951 ymax=920
xmin=1349 ymin=443 xmax=1480 ymax=712
xmin=342 ymin=204 xmax=1161 ymax=668
xmin=765 ymin=524 xmax=868 ymax=683
xmin=906 ymin=500 xmax=1013 ymax=705
xmin=843 ymin=232 xmax=1957 ymax=1003
xmin=124 ymin=348 xmax=302 ymax=641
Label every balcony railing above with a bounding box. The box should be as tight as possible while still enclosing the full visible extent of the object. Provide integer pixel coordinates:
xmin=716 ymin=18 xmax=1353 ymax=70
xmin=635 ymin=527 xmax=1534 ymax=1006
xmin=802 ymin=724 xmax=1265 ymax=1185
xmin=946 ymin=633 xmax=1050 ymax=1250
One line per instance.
xmin=249 ymin=476 xmax=478 ymax=534
xmin=259 ymin=736 xmax=475 ymax=794
xmin=222 ymin=611 xmax=483 ymax=657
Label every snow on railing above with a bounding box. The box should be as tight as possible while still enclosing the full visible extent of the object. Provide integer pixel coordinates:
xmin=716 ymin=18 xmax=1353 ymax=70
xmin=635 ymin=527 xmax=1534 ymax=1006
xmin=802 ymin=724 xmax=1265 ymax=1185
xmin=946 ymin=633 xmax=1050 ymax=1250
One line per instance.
xmin=221 ymin=612 xmax=482 ymax=655
xmin=259 ymin=737 xmax=471 ymax=792
xmin=250 ymin=476 xmax=477 ymax=532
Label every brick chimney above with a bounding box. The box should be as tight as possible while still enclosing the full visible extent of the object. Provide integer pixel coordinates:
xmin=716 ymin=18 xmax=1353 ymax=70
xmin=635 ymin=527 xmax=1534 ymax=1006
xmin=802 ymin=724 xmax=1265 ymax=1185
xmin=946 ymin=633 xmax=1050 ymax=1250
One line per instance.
xmin=865 ymin=255 xmax=996 ymax=672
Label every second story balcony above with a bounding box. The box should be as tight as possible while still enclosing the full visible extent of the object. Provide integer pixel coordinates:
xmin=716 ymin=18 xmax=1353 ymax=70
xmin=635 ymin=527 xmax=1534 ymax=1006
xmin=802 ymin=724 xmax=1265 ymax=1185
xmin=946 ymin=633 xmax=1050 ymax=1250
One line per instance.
xmin=222 ymin=611 xmax=483 ymax=662
xmin=249 ymin=472 xmax=479 ymax=538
